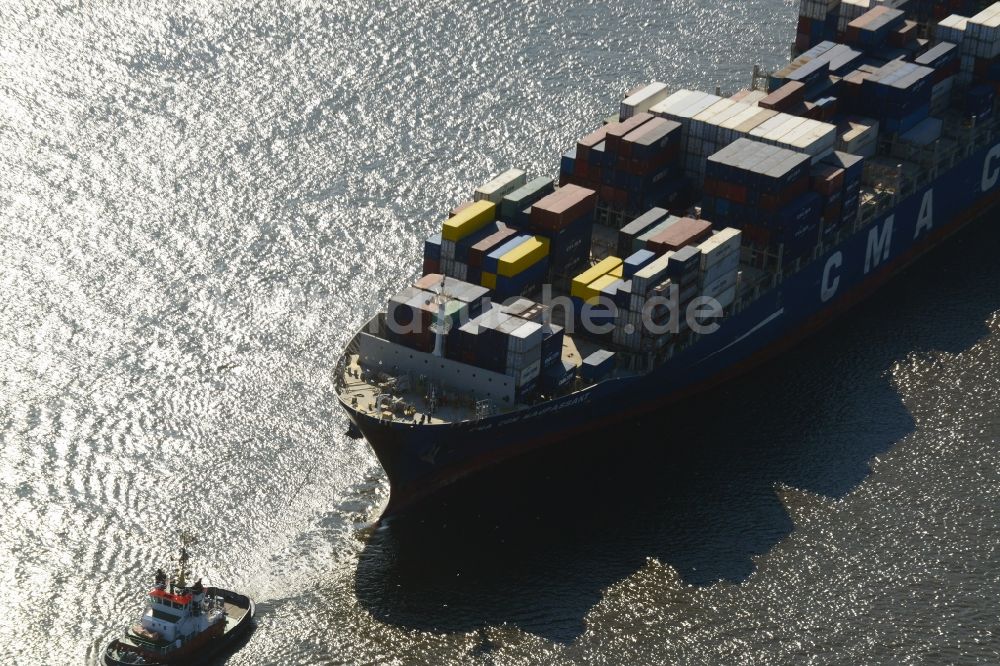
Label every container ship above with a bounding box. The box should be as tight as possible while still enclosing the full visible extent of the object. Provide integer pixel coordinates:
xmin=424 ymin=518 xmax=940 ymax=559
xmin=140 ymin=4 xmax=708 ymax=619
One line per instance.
xmin=336 ymin=0 xmax=1000 ymax=517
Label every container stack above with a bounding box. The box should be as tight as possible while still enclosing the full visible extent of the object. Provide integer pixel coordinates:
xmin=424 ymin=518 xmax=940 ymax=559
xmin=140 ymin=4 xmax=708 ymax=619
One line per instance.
xmin=649 ymin=90 xmax=723 ymax=181
xmin=499 ymin=177 xmax=555 ymax=226
xmin=620 ymin=82 xmax=671 ymax=120
xmin=580 ymin=349 xmax=617 ymax=382
xmin=770 ymin=41 xmax=863 ymax=92
xmin=822 ymin=151 xmax=864 ymax=232
xmin=474 ymin=169 xmax=527 ymax=204
xmin=702 ymin=138 xmax=824 ymax=267
xmin=645 ymin=217 xmax=713 ymax=254
xmin=697 ymin=228 xmax=742 ymax=310
xmin=527 ymin=185 xmax=598 ymax=276
xmin=570 ymin=256 xmax=625 ymax=307
xmin=796 ymin=0 xmax=841 ymax=52
xmin=423 ymin=233 xmax=442 ymax=275
xmin=915 ymin=42 xmax=960 ymax=113
xmin=447 ymin=305 xmax=543 ymax=395
xmin=481 ymin=234 xmax=531 ymax=290
xmin=936 ymin=5 xmax=1000 ymax=93
xmin=467 ymin=224 xmax=519 ymax=285
xmin=632 ymin=215 xmax=683 ymax=255
xmin=747 ymin=113 xmax=838 ymax=163
xmin=387 ymin=280 xmax=488 ymax=354
xmin=560 ymin=114 xmax=684 ymax=214
xmin=843 ymin=6 xmax=906 ymax=49
xmin=493 ymin=236 xmax=551 ymax=301
xmin=440 ymin=201 xmax=497 ymax=282
xmin=617 ymin=207 xmax=670 ymax=256
xmin=836 ymin=116 xmax=879 ymax=157
xmin=842 ymin=59 xmax=934 ymax=134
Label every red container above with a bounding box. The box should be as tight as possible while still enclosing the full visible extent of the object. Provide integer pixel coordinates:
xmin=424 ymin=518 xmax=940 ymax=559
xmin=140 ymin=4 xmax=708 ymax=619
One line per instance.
xmin=646 ymin=217 xmax=712 ymax=253
xmin=577 ymin=126 xmax=612 ymax=162
xmin=604 ymin=112 xmax=654 ymax=154
xmin=422 ymin=257 xmax=440 ymax=276
xmin=759 ymin=81 xmax=806 ymax=112
xmin=531 ymin=185 xmax=598 ymax=233
xmin=469 ymin=226 xmax=519 ymax=268
xmin=811 ymin=165 xmax=845 ymax=197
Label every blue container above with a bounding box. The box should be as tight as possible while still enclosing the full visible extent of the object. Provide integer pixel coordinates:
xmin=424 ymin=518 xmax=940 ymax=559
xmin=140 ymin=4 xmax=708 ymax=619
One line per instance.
xmin=494 ymin=257 xmax=549 ymax=301
xmin=580 ymin=349 xmax=616 ymax=382
xmin=542 ymin=215 xmax=593 ymax=276
xmin=966 ymin=85 xmax=995 ymax=121
xmin=483 ymin=234 xmax=532 ymax=275
xmin=623 ymin=249 xmax=656 ymax=279
xmin=560 ymin=148 xmax=577 ymax=179
xmin=541 ymin=358 xmax=575 ymax=392
xmin=666 ymin=245 xmax=701 ymax=280
xmin=424 ymin=233 xmax=442 ymax=262
xmin=541 ymin=324 xmax=564 ymax=369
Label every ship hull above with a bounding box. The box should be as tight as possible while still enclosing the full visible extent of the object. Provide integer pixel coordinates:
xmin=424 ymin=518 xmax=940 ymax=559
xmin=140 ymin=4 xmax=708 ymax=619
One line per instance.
xmin=345 ymin=135 xmax=1000 ymax=518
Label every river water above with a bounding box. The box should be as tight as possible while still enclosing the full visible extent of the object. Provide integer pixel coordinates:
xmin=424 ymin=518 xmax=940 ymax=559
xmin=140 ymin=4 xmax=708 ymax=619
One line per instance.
xmin=2 ymin=1 xmax=999 ymax=664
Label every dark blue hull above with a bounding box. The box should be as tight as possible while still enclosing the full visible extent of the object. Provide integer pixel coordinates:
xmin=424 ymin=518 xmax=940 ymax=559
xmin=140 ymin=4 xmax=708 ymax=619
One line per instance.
xmin=343 ymin=135 xmax=1000 ymax=517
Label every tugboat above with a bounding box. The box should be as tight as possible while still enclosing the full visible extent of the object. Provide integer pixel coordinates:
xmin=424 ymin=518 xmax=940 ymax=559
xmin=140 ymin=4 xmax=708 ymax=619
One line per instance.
xmin=104 ymin=536 xmax=255 ymax=665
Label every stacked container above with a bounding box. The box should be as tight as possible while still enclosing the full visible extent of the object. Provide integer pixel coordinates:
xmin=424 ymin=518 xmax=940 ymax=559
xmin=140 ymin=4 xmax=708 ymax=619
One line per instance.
xmin=837 ymin=116 xmax=879 ymax=157
xmin=702 ymin=138 xmax=823 ymax=266
xmin=494 ymin=236 xmax=551 ymax=301
xmin=842 ymin=58 xmax=934 ymax=134
xmin=499 ymin=177 xmax=555 ymax=225
xmin=620 ymin=82 xmax=671 ymax=120
xmin=560 ymin=113 xmax=684 ymax=214
xmin=474 ymin=169 xmax=527 ymax=204
xmin=617 ymin=207 xmax=670 ymax=256
xmin=423 ymin=233 xmax=442 ymax=276
xmin=844 ymin=6 xmax=906 ymax=49
xmin=528 ymin=185 xmax=598 ymax=276
xmin=697 ymin=228 xmax=742 ymax=309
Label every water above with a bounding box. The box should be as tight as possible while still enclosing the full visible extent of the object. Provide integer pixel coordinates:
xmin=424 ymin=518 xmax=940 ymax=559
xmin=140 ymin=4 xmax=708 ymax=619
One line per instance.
xmin=2 ymin=1 xmax=999 ymax=664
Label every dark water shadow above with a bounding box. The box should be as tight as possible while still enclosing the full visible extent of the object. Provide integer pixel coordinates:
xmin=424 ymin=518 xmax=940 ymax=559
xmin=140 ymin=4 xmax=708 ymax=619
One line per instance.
xmin=354 ymin=217 xmax=1000 ymax=643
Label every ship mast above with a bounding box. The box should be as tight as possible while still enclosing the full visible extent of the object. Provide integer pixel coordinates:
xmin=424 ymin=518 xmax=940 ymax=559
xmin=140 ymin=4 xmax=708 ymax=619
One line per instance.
xmin=432 ymin=275 xmax=447 ymax=358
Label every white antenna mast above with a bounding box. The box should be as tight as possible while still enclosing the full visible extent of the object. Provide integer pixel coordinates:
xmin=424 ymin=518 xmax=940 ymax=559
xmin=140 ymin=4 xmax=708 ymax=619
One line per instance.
xmin=432 ymin=275 xmax=447 ymax=358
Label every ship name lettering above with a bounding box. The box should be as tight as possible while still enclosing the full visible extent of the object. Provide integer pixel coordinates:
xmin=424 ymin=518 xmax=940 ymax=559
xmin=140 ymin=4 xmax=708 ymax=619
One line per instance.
xmin=983 ymin=144 xmax=1000 ymax=191
xmin=914 ymin=189 xmax=934 ymax=239
xmin=821 ymin=251 xmax=843 ymax=303
xmin=865 ymin=216 xmax=894 ymax=274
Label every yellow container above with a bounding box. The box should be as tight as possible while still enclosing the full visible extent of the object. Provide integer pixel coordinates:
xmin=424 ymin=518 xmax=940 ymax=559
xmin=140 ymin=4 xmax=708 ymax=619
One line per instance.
xmin=481 ymin=272 xmax=497 ymax=290
xmin=442 ymin=200 xmax=496 ymax=242
xmin=609 ymin=264 xmax=624 ymax=278
xmin=498 ymin=236 xmax=550 ymax=278
xmin=570 ymin=256 xmax=623 ymax=299
xmin=583 ymin=273 xmax=621 ymax=304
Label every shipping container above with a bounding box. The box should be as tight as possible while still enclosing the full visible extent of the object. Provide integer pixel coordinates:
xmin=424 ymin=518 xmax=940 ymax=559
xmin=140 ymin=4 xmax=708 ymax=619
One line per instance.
xmin=442 ymin=200 xmax=497 ymax=242
xmin=646 ymin=217 xmax=713 ymax=254
xmin=621 ymin=82 xmax=671 ymax=119
xmin=500 ymin=177 xmax=555 ymax=223
xmin=475 ymin=169 xmax=527 ymax=203
xmin=580 ymin=349 xmax=616 ymax=382
xmin=531 ymin=184 xmax=598 ymax=232
xmin=571 ymin=256 xmax=624 ymax=300
xmin=498 ymin=236 xmax=550 ymax=278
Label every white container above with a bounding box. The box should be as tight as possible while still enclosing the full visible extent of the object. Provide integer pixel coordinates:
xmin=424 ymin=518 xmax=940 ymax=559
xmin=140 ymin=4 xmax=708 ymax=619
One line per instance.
xmin=621 ymin=82 xmax=670 ymax=119
xmin=698 ymin=228 xmax=742 ymax=269
xmin=475 ymin=169 xmax=527 ymax=203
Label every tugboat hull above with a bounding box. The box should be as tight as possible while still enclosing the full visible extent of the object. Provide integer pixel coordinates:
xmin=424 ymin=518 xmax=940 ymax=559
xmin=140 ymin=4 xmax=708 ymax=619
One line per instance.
xmin=103 ymin=588 xmax=254 ymax=666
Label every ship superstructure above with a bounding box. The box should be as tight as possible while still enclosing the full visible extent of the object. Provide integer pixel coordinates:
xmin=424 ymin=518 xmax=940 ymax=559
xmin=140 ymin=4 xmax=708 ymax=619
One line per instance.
xmin=336 ymin=0 xmax=1000 ymax=515
xmin=103 ymin=539 xmax=254 ymax=665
